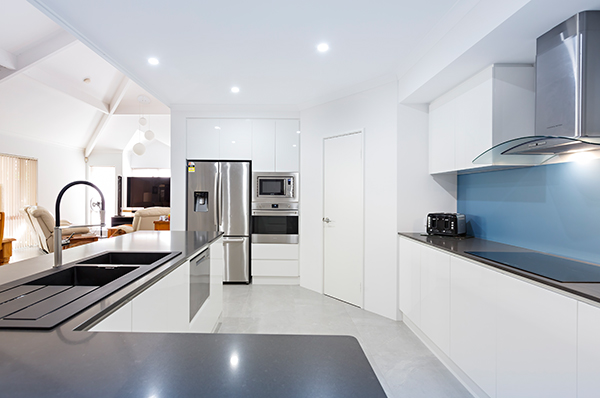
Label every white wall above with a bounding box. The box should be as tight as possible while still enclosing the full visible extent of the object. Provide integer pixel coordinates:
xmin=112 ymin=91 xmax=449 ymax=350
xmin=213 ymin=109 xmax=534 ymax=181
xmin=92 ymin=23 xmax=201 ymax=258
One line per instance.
xmin=169 ymin=105 xmax=300 ymax=231
xmin=397 ymin=104 xmax=457 ymax=232
xmin=0 ymin=132 xmax=86 ymax=224
xmin=128 ymin=140 xmax=170 ymax=169
xmin=300 ymin=82 xmax=398 ymax=319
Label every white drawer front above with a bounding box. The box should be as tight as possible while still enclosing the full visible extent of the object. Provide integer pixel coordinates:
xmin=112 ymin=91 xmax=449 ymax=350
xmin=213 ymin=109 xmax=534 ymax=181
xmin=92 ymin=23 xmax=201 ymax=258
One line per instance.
xmin=251 ymin=243 xmax=299 ymax=260
xmin=252 ymin=260 xmax=299 ymax=277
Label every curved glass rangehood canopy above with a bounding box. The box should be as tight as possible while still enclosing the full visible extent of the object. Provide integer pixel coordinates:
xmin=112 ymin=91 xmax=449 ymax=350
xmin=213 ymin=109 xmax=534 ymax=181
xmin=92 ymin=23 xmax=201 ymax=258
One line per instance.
xmin=473 ymin=136 xmax=600 ymax=166
xmin=474 ymin=11 xmax=600 ymax=167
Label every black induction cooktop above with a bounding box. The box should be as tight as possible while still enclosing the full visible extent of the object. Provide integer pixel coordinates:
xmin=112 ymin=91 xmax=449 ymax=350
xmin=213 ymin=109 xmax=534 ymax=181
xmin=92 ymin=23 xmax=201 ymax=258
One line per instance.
xmin=466 ymin=251 xmax=600 ymax=283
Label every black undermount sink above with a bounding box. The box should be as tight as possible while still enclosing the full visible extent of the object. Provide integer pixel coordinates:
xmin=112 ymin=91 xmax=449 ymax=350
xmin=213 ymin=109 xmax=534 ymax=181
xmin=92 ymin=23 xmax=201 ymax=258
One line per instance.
xmin=25 ymin=266 xmax=138 ymax=287
xmin=77 ymin=251 xmax=173 ymax=266
xmin=0 ymin=251 xmax=180 ymax=329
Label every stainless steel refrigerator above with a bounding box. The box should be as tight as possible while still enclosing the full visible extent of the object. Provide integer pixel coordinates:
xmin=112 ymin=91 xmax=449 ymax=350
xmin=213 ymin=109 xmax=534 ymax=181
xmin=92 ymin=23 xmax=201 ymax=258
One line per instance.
xmin=186 ymin=161 xmax=251 ymax=283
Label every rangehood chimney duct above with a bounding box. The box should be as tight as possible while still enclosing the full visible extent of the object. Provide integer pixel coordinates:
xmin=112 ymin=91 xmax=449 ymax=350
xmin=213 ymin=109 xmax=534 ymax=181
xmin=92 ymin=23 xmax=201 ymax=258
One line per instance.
xmin=474 ymin=11 xmax=600 ymax=166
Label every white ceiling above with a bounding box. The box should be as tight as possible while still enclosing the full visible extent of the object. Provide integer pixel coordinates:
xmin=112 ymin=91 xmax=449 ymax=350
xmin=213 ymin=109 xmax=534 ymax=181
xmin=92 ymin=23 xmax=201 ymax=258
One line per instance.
xmin=0 ymin=0 xmax=171 ymax=154
xmin=25 ymin=0 xmax=462 ymax=106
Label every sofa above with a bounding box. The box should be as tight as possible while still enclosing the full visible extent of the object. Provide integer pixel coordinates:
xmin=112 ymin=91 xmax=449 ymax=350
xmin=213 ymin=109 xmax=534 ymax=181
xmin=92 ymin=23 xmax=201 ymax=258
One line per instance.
xmin=22 ymin=206 xmax=90 ymax=253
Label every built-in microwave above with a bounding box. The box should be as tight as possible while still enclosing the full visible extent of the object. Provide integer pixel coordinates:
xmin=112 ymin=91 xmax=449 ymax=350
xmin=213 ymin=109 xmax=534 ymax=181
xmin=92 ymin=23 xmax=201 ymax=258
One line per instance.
xmin=253 ymin=172 xmax=298 ymax=202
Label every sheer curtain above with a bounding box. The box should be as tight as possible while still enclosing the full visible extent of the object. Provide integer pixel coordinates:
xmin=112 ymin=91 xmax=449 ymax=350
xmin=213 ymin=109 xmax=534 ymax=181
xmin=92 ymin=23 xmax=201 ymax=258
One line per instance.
xmin=0 ymin=154 xmax=38 ymax=248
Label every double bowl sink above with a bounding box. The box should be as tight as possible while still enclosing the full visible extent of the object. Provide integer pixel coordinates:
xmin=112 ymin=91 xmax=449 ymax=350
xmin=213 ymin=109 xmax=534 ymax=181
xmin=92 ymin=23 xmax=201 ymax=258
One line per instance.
xmin=0 ymin=251 xmax=181 ymax=329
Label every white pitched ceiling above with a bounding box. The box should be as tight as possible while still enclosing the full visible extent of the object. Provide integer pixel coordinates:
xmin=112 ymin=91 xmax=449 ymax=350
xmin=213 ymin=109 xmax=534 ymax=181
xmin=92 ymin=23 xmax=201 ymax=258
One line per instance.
xmin=0 ymin=0 xmax=171 ymax=154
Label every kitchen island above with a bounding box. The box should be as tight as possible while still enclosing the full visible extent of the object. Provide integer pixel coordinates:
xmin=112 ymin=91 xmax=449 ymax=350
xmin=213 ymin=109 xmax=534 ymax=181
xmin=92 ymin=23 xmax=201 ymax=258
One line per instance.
xmin=0 ymin=231 xmax=386 ymax=397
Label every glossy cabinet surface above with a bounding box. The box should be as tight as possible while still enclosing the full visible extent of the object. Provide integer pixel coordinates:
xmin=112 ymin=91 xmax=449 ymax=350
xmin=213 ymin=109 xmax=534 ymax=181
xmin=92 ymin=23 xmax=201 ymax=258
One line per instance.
xmin=495 ymin=272 xmax=577 ymax=398
xmin=428 ymin=64 xmax=534 ymax=174
xmin=219 ymin=119 xmax=252 ymax=160
xmin=577 ymin=302 xmax=600 ymax=398
xmin=187 ymin=119 xmax=220 ymax=160
xmin=185 ymin=118 xmax=299 ymax=171
xmin=251 ymin=243 xmax=299 ymax=282
xmin=450 ymin=256 xmax=497 ymax=398
xmin=275 ymin=120 xmax=300 ymax=171
xmin=420 ymin=246 xmax=451 ymax=355
xmin=398 ymin=237 xmax=421 ymax=326
xmin=89 ymin=301 xmax=132 ymax=332
xmin=251 ymin=120 xmax=276 ymax=171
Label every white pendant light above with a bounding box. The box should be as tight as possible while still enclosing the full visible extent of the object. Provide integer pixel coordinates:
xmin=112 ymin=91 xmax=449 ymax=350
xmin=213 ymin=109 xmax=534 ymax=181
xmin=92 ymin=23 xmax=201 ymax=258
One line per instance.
xmin=133 ymin=142 xmax=146 ymax=156
xmin=144 ymin=129 xmax=155 ymax=141
xmin=139 ymin=117 xmax=147 ymax=126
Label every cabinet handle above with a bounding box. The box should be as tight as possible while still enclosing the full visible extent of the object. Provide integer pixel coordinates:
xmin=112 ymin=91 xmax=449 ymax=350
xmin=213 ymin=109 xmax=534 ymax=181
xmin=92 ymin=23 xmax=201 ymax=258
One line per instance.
xmin=224 ymin=237 xmax=245 ymax=243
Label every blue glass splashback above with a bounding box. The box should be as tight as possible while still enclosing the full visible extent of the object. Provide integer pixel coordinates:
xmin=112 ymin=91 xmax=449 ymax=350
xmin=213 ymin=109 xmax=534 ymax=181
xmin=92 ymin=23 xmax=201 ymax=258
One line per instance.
xmin=457 ymin=159 xmax=600 ymax=264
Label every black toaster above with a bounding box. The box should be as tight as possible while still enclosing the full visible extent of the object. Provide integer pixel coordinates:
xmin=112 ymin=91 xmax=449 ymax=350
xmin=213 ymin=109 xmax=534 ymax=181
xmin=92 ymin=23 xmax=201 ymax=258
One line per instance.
xmin=427 ymin=213 xmax=466 ymax=236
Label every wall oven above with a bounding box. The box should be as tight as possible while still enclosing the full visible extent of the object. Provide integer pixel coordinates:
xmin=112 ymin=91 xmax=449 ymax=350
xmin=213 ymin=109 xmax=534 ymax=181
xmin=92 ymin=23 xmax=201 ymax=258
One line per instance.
xmin=251 ymin=202 xmax=299 ymax=244
xmin=253 ymin=172 xmax=299 ymax=202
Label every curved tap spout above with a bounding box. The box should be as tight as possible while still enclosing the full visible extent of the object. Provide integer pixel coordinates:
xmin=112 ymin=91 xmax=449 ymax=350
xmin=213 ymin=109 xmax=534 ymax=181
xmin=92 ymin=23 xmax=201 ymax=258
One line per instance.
xmin=54 ymin=181 xmax=106 ymax=268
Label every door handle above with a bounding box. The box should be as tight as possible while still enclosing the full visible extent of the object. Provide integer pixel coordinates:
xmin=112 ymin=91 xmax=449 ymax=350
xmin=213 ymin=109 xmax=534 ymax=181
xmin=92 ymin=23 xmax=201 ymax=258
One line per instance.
xmin=323 ymin=217 xmax=331 ymax=223
xmin=224 ymin=237 xmax=245 ymax=243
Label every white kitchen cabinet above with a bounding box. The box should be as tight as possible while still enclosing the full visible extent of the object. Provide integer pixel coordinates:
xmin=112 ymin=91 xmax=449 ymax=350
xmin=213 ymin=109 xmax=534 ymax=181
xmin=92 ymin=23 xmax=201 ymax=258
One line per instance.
xmin=577 ymin=302 xmax=600 ymax=398
xmin=89 ymin=301 xmax=132 ymax=332
xmin=131 ymin=260 xmax=189 ymax=332
xmin=219 ymin=119 xmax=252 ymax=160
xmin=495 ymin=272 xmax=577 ymax=398
xmin=429 ymin=100 xmax=456 ymax=174
xmin=398 ymin=236 xmax=421 ymax=327
xmin=251 ymin=243 xmax=299 ymax=284
xmin=450 ymin=256 xmax=497 ymax=398
xmin=251 ymin=120 xmax=276 ymax=171
xmin=420 ymin=246 xmax=451 ymax=355
xmin=428 ymin=64 xmax=534 ymax=174
xmin=275 ymin=120 xmax=299 ymax=172
xmin=186 ymin=118 xmax=220 ymax=159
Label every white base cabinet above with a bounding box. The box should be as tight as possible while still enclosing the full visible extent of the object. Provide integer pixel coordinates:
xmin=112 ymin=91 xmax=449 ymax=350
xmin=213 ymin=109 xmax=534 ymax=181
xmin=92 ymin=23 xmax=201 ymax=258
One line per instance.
xmin=398 ymin=235 xmax=586 ymax=398
xmin=90 ymin=238 xmax=224 ymax=333
xmin=251 ymin=243 xmax=299 ymax=284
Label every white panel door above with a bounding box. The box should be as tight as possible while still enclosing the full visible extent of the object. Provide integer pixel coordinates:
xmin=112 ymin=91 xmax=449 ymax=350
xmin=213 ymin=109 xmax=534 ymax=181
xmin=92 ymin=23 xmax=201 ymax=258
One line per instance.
xmin=577 ymin=302 xmax=600 ymax=398
xmin=398 ymin=236 xmax=421 ymax=326
xmin=251 ymin=120 xmax=276 ymax=172
xmin=420 ymin=246 xmax=451 ymax=355
xmin=219 ymin=119 xmax=252 ymax=160
xmin=450 ymin=257 xmax=497 ymax=397
xmin=496 ymin=273 xmax=577 ymax=398
xmin=187 ymin=118 xmax=220 ymax=159
xmin=275 ymin=119 xmax=300 ymax=171
xmin=323 ymin=132 xmax=363 ymax=307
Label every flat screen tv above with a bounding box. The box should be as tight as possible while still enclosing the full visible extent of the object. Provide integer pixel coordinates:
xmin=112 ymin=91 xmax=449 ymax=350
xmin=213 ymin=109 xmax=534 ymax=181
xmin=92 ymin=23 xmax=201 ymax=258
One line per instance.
xmin=127 ymin=177 xmax=170 ymax=208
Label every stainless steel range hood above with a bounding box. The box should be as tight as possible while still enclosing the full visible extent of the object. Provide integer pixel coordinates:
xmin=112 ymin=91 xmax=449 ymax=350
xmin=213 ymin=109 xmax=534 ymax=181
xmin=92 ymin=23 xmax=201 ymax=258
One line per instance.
xmin=474 ymin=11 xmax=600 ymax=166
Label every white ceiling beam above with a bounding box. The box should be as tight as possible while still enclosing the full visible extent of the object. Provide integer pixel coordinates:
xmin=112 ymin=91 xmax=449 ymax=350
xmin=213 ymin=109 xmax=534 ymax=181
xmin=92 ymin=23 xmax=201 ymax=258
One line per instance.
xmin=0 ymin=47 xmax=17 ymax=70
xmin=0 ymin=30 xmax=76 ymax=83
xmin=23 ymin=69 xmax=109 ymax=114
xmin=85 ymin=76 xmax=131 ymax=158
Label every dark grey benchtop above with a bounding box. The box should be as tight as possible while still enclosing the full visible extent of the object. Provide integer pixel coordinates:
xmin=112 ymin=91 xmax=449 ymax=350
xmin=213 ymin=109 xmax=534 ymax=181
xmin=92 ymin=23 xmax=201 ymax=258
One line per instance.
xmin=399 ymin=232 xmax=600 ymax=305
xmin=0 ymin=231 xmax=386 ymax=397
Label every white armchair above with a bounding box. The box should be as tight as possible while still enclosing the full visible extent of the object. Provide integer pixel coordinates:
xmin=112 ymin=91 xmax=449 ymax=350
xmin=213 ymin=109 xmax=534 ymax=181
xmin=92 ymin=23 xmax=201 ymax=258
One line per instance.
xmin=23 ymin=206 xmax=90 ymax=253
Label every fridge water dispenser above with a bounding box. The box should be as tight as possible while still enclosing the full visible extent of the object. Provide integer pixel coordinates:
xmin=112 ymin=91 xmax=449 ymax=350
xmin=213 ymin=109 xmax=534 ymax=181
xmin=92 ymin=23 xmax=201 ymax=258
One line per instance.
xmin=194 ymin=192 xmax=208 ymax=212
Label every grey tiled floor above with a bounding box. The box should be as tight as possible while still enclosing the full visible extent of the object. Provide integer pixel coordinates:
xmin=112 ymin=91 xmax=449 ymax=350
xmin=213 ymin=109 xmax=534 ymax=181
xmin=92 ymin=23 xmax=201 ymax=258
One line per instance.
xmin=217 ymin=285 xmax=472 ymax=398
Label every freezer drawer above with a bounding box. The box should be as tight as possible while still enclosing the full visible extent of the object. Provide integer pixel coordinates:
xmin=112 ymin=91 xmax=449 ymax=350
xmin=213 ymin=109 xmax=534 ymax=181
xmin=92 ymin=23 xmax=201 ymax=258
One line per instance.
xmin=223 ymin=236 xmax=250 ymax=283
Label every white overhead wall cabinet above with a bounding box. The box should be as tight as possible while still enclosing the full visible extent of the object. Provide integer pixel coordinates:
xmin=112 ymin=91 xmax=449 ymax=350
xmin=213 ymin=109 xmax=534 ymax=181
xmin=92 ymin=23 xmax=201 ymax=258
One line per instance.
xmin=397 ymin=235 xmax=600 ymax=398
xmin=186 ymin=118 xmax=299 ymax=172
xmin=428 ymin=64 xmax=535 ymax=174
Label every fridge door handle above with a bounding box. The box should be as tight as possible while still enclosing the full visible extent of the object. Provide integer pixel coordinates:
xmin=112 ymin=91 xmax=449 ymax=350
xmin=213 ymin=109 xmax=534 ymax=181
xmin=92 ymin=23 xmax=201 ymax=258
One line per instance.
xmin=217 ymin=165 xmax=222 ymax=230
xmin=223 ymin=237 xmax=245 ymax=243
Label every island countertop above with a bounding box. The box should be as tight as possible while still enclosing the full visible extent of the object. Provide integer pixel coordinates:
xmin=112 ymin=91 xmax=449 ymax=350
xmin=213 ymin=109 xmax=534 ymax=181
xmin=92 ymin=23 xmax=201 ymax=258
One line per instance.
xmin=0 ymin=231 xmax=386 ymax=398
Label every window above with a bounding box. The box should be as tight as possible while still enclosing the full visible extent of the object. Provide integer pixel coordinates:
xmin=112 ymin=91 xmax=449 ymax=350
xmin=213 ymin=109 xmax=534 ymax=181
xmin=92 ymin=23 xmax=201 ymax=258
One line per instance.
xmin=0 ymin=154 xmax=38 ymax=248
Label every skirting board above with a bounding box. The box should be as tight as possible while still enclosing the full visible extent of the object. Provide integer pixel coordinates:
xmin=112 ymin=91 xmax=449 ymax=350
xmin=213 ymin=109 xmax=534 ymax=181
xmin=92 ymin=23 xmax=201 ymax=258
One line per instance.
xmin=402 ymin=315 xmax=491 ymax=398
xmin=252 ymin=276 xmax=300 ymax=285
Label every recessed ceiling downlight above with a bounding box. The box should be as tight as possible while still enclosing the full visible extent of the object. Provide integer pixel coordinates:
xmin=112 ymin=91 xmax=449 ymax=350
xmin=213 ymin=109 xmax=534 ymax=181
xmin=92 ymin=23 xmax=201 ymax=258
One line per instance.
xmin=148 ymin=57 xmax=159 ymax=65
xmin=317 ymin=43 xmax=329 ymax=53
xmin=231 ymin=86 xmax=240 ymax=93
